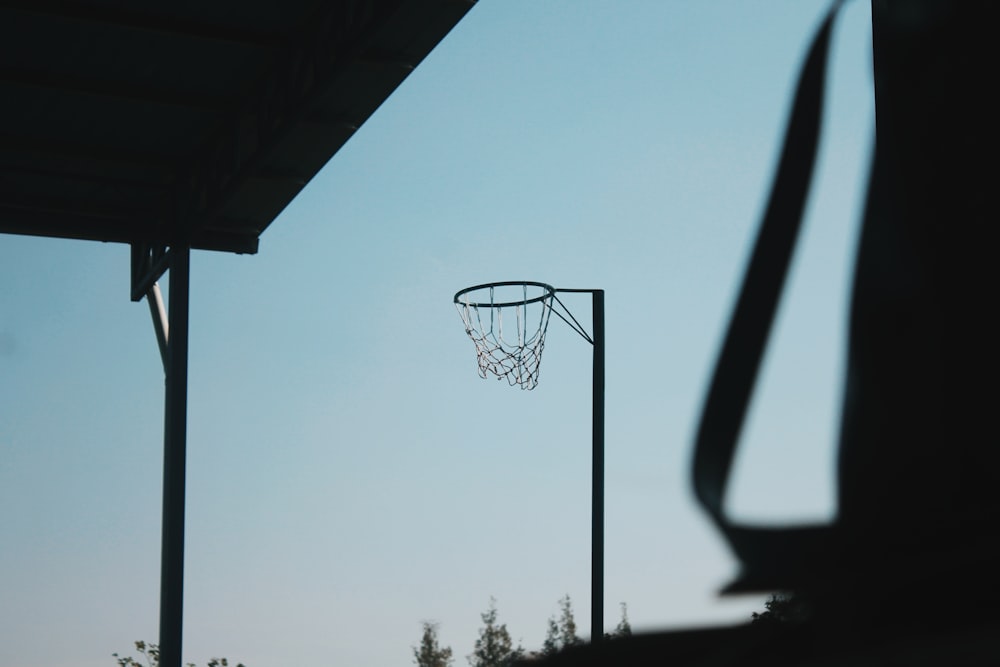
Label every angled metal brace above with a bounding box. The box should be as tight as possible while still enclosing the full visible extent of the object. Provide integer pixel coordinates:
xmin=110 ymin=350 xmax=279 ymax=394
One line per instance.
xmin=147 ymin=282 xmax=169 ymax=375
xmin=550 ymin=290 xmax=598 ymax=344
xmin=131 ymin=242 xmax=170 ymax=301
xmin=131 ymin=243 xmax=171 ymax=372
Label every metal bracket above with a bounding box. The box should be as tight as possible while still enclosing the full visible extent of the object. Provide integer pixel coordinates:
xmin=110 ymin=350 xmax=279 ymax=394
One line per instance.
xmin=131 ymin=242 xmax=171 ymax=373
xmin=147 ymin=282 xmax=169 ymax=375
xmin=131 ymin=242 xmax=170 ymax=302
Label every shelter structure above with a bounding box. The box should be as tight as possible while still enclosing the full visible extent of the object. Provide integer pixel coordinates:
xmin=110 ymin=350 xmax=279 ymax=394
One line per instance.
xmin=0 ymin=2 xmax=474 ymax=666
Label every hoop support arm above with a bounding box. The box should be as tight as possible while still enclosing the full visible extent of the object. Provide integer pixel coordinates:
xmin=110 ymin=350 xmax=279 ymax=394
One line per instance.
xmin=551 ymin=288 xmax=600 ymax=344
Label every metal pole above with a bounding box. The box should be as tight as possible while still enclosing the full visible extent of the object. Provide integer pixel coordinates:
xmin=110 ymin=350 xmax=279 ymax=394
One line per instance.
xmin=159 ymin=246 xmax=189 ymax=667
xmin=146 ymin=282 xmax=169 ymax=374
xmin=591 ymin=289 xmax=605 ymax=643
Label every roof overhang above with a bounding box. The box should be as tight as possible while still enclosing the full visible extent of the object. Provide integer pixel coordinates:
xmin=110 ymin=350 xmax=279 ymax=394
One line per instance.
xmin=0 ymin=0 xmax=475 ymax=255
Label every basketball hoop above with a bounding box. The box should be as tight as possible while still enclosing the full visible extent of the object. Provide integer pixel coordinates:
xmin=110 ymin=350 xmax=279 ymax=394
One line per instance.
xmin=453 ymin=281 xmax=556 ymax=390
xmin=455 ymin=280 xmax=604 ymax=644
xmin=451 ymin=280 xmax=606 ymax=640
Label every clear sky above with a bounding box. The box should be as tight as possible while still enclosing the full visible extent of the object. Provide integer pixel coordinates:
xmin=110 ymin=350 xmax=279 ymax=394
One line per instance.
xmin=0 ymin=2 xmax=873 ymax=666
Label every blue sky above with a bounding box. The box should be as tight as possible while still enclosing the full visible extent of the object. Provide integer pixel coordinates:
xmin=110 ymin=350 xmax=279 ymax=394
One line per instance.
xmin=0 ymin=2 xmax=873 ymax=666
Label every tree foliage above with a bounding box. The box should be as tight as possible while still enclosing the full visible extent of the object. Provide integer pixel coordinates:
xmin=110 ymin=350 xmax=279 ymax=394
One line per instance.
xmin=468 ymin=598 xmax=523 ymax=667
xmin=610 ymin=602 xmax=632 ymax=640
xmin=541 ymin=596 xmax=581 ymax=656
xmin=414 ymin=621 xmax=454 ymax=667
xmin=539 ymin=596 xmax=631 ymax=655
xmin=540 ymin=617 xmax=561 ymax=657
xmin=113 ymin=641 xmax=244 ymax=667
xmin=751 ymin=593 xmax=809 ymax=626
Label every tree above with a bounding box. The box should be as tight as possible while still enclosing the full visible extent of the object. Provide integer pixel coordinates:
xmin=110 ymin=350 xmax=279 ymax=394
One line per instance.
xmin=468 ymin=598 xmax=523 ymax=667
xmin=113 ymin=641 xmax=160 ymax=667
xmin=113 ymin=641 xmax=244 ymax=667
xmin=540 ymin=617 xmax=560 ymax=657
xmin=540 ymin=595 xmax=581 ymax=656
xmin=751 ymin=593 xmax=810 ymax=626
xmin=610 ymin=602 xmax=631 ymax=639
xmin=414 ymin=621 xmax=454 ymax=667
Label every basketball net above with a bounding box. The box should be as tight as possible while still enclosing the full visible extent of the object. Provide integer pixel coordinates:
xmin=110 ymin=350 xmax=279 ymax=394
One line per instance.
xmin=455 ymin=283 xmax=554 ymax=390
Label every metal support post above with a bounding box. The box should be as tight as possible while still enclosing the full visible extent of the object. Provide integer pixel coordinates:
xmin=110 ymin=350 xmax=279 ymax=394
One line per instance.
xmin=591 ymin=290 xmax=605 ymax=643
xmin=159 ymin=246 xmax=190 ymax=667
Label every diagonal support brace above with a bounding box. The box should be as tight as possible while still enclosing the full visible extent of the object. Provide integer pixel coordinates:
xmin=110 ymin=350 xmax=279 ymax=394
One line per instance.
xmin=147 ymin=281 xmax=169 ymax=374
xmin=131 ymin=242 xmax=170 ymax=302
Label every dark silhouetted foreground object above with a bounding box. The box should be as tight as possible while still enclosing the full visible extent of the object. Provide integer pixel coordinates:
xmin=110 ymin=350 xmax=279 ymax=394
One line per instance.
xmin=523 ymin=0 xmax=1000 ymax=664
